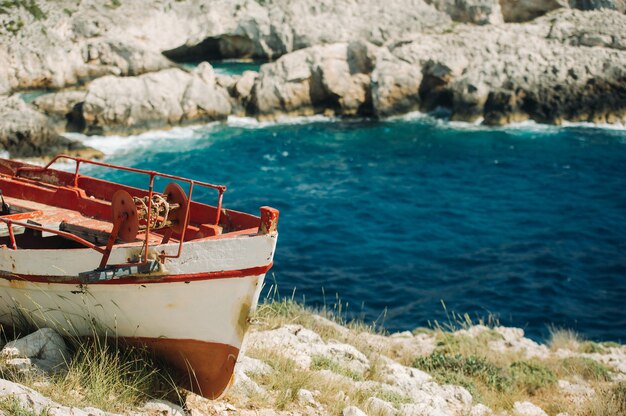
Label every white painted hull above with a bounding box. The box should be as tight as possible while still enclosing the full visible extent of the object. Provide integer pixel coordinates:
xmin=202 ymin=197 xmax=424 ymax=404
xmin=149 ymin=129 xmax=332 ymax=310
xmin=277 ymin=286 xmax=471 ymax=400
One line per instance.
xmin=0 ymin=232 xmax=278 ymax=398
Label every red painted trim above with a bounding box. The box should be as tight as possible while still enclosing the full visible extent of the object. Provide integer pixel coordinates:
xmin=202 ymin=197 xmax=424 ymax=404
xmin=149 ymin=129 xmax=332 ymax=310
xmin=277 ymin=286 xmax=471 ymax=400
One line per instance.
xmin=0 ymin=263 xmax=273 ymax=285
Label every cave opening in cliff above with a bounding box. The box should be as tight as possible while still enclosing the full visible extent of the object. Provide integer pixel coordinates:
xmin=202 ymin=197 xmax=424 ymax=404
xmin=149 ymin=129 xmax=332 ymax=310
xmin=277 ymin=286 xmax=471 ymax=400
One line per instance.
xmin=162 ymin=35 xmax=259 ymax=64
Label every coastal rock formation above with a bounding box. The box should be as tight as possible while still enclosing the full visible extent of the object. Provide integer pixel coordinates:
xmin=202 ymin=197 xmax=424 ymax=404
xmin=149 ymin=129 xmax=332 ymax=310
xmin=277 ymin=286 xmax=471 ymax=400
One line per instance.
xmin=33 ymin=90 xmax=87 ymax=132
xmin=247 ymin=9 xmax=626 ymax=125
xmin=0 ymin=95 xmax=102 ymax=158
xmin=67 ymin=63 xmax=231 ymax=135
xmin=1 ymin=1 xmax=625 ymax=157
xmin=0 ymin=1 xmax=174 ymax=95
xmin=250 ymin=42 xmax=376 ymax=119
xmin=378 ymin=11 xmax=626 ymax=124
xmin=0 ymin=0 xmax=451 ymax=95
xmin=161 ymin=0 xmax=451 ymax=61
xmin=426 ymin=0 xmax=504 ymax=24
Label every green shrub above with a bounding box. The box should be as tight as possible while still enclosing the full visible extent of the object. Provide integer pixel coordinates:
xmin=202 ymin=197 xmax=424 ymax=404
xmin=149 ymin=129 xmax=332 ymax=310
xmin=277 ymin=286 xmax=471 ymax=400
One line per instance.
xmin=413 ymin=352 xmax=511 ymax=392
xmin=311 ymin=355 xmax=364 ymax=381
xmin=579 ymin=341 xmax=607 ymax=354
xmin=510 ymin=361 xmax=557 ymax=394
xmin=0 ymin=396 xmax=50 ymax=416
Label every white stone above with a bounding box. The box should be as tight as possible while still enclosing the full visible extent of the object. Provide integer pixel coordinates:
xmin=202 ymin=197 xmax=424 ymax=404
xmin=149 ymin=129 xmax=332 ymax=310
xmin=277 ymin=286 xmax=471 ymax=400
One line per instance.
xmin=364 ymin=397 xmax=396 ymax=416
xmin=557 ymin=379 xmax=595 ymax=406
xmin=247 ymin=324 xmax=370 ymax=376
xmin=311 ymin=314 xmax=351 ymax=337
xmin=1 ymin=328 xmax=69 ymax=373
xmin=342 ymin=406 xmax=367 ymax=416
xmin=489 ymin=326 xmax=550 ymax=359
xmin=141 ymin=399 xmax=185 ymax=416
xmin=297 ymin=388 xmax=317 ymax=405
xmin=0 ymin=378 xmax=121 ymax=416
xmin=470 ymin=403 xmax=494 ymax=416
xmin=399 ymin=403 xmax=451 ymax=416
xmin=238 ymin=355 xmax=272 ymax=376
xmin=512 ymin=401 xmax=548 ymax=416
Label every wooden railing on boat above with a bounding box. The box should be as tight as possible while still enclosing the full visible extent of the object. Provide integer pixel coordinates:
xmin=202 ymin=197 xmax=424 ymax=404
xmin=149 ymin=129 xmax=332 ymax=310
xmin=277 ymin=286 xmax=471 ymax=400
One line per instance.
xmin=3 ymin=155 xmax=227 ymax=272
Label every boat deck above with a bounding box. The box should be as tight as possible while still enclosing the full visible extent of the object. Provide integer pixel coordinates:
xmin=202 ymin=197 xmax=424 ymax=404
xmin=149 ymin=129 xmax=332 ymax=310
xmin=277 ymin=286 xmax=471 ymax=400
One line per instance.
xmin=0 ymin=195 xmax=166 ymax=249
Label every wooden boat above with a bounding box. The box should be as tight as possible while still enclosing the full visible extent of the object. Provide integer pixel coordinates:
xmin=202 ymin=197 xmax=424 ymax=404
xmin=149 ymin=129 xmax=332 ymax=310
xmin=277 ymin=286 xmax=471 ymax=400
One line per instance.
xmin=0 ymin=155 xmax=279 ymax=399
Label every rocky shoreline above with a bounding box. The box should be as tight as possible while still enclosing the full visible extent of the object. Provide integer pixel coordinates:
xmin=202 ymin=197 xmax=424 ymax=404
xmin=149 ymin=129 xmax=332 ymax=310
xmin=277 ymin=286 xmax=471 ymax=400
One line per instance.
xmin=0 ymin=0 xmax=624 ymax=158
xmin=0 ymin=302 xmax=624 ymax=415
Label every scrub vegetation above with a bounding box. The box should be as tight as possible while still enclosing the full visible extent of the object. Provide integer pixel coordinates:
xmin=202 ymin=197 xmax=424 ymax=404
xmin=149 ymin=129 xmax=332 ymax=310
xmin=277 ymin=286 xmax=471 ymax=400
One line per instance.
xmin=241 ymin=295 xmax=624 ymax=416
xmin=0 ymin=295 xmax=622 ymax=415
xmin=0 ymin=329 xmax=179 ymax=413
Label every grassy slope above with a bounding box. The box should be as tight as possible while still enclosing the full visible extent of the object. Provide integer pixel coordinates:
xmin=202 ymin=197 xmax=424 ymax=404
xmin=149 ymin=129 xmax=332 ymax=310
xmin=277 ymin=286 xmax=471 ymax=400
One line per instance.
xmin=0 ymin=299 xmax=623 ymax=415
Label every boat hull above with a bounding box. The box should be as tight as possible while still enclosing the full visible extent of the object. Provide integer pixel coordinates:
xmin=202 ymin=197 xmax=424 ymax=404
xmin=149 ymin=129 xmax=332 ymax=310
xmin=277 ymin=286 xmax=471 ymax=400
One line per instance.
xmin=0 ymin=234 xmax=277 ymax=398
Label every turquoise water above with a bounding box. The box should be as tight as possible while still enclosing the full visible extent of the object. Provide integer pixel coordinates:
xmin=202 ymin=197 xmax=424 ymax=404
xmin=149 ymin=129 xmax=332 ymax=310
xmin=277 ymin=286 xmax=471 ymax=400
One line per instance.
xmin=79 ymin=115 xmax=626 ymax=342
xmin=181 ymin=60 xmax=262 ymax=75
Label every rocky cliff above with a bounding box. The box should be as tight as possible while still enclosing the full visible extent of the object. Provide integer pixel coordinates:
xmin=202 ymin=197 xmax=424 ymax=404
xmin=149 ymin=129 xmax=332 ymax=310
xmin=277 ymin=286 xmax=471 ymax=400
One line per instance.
xmin=0 ymin=0 xmax=624 ymax=156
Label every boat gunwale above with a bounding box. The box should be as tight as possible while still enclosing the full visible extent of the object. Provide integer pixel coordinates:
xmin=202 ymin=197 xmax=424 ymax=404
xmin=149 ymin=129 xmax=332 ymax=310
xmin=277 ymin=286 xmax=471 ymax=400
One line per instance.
xmin=0 ymin=262 xmax=273 ymax=285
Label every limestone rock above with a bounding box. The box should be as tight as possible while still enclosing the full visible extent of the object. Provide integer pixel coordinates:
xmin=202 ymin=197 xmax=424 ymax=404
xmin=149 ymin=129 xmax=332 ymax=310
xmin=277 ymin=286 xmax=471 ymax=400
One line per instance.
xmin=250 ymin=41 xmax=377 ymax=118
xmin=470 ymin=404 xmax=494 ymax=416
xmin=0 ymin=378 xmax=121 ymax=416
xmin=233 ymin=70 xmax=258 ymax=113
xmin=0 ymin=95 xmax=101 ymax=158
xmin=246 ymin=324 xmax=370 ymax=376
xmin=342 ymin=406 xmax=366 ymax=416
xmin=499 ymin=0 xmax=569 ymax=22
xmin=0 ymin=0 xmax=451 ymax=95
xmin=364 ymin=397 xmax=396 ymax=416
xmin=232 ymin=356 xmax=271 ymax=395
xmin=557 ymin=379 xmax=595 ymax=406
xmin=512 ymin=401 xmax=548 ymax=416
xmin=373 ymin=354 xmax=472 ymax=415
xmin=297 ymin=389 xmax=317 ymax=405
xmin=370 ymin=9 xmax=626 ymax=125
xmin=140 ymin=399 xmax=185 ymax=416
xmin=79 ymin=63 xmax=231 ymax=134
xmin=489 ymin=327 xmax=551 ymax=359
xmin=540 ymin=9 xmax=626 ymax=50
xmin=0 ymin=1 xmax=174 ymax=95
xmin=426 ymin=0 xmax=504 ymax=24
xmin=1 ymin=328 xmax=68 ymax=373
xmin=33 ymin=90 xmax=87 ymax=132
xmin=310 ymin=314 xmax=351 ymax=338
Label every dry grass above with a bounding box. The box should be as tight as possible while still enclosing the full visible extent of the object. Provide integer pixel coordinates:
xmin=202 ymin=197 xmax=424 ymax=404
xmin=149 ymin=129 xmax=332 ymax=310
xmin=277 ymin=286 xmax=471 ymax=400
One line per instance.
xmin=254 ymin=285 xmax=381 ymax=341
xmin=250 ymin=297 xmax=623 ymax=415
xmin=245 ymin=343 xmax=410 ymax=414
xmin=548 ymin=326 xmax=582 ymax=351
xmin=0 ymin=331 xmax=180 ymax=413
xmin=574 ymin=381 xmax=626 ymax=416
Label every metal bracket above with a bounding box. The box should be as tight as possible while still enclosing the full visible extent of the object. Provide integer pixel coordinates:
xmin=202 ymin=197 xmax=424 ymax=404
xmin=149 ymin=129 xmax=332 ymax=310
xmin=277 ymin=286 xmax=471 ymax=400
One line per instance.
xmin=79 ymin=260 xmax=160 ymax=283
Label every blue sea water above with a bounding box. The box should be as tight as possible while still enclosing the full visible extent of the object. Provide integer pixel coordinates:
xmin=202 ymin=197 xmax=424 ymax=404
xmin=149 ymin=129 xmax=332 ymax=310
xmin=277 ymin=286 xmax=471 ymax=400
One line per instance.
xmin=76 ymin=114 xmax=626 ymax=343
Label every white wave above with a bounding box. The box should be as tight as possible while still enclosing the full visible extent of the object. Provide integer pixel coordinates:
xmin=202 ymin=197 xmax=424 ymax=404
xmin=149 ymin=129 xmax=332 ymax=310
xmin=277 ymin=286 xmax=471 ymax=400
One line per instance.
xmin=226 ymin=114 xmax=337 ymax=128
xmin=387 ymin=110 xmax=626 ymax=132
xmin=66 ymin=124 xmax=217 ymax=155
xmin=560 ymin=120 xmax=626 ymax=131
xmin=387 ymin=111 xmax=431 ymax=122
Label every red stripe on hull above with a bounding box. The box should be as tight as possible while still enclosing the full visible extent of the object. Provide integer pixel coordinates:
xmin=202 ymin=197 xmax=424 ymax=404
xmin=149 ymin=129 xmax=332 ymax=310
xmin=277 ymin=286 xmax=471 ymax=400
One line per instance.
xmin=0 ymin=263 xmax=272 ymax=285
xmin=124 ymin=337 xmax=240 ymax=399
